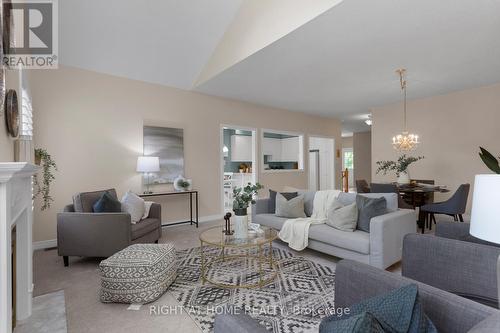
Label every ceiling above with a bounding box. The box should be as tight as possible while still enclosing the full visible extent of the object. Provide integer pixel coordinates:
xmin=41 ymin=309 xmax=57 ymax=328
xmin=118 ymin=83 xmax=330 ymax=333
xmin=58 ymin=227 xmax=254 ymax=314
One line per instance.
xmin=60 ymin=0 xmax=500 ymax=132
xmin=59 ymin=0 xmax=242 ymax=90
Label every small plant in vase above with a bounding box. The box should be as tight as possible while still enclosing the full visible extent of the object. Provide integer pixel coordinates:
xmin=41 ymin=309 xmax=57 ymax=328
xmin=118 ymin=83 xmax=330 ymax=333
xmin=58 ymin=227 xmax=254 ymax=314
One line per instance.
xmin=232 ymin=183 xmax=263 ymax=238
xmin=376 ymin=154 xmax=424 ymax=184
xmin=34 ymin=148 xmax=57 ymax=210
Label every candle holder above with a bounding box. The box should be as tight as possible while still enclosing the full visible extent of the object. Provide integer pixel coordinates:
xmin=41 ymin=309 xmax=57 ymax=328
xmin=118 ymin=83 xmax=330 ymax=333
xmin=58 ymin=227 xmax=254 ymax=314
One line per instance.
xmin=223 ymin=212 xmax=234 ymax=235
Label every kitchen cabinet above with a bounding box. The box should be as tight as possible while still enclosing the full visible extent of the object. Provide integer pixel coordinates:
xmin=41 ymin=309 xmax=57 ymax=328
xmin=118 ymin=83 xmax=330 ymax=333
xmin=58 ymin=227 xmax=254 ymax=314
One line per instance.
xmin=230 ymin=135 xmax=252 ymax=161
xmin=280 ymin=137 xmax=299 ymax=162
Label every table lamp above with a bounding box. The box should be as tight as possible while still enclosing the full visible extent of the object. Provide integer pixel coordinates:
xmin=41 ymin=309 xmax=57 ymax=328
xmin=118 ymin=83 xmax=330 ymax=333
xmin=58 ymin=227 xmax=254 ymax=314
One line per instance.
xmin=469 ymin=174 xmax=500 ymax=307
xmin=137 ymin=156 xmax=160 ymax=194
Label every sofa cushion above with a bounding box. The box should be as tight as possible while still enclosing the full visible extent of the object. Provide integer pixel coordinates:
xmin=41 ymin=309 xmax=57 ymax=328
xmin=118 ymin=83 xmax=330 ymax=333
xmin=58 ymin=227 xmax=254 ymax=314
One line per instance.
xmin=356 ymin=196 xmax=387 ymax=232
xmin=339 ymin=192 xmax=398 ymax=212
xmin=319 ymin=311 xmax=385 ymax=333
xmin=93 ymin=192 xmax=122 ymax=213
xmin=309 ymin=224 xmax=370 ymax=254
xmin=131 ymin=218 xmax=161 ymax=240
xmin=269 ymin=190 xmax=297 ymax=213
xmin=275 ymin=193 xmax=306 ymax=218
xmin=73 ymin=188 xmax=118 ymax=212
xmin=253 ymin=213 xmax=288 ymax=231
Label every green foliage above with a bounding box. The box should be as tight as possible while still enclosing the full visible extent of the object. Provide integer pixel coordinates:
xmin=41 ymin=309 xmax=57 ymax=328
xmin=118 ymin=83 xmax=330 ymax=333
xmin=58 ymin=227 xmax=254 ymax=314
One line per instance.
xmin=479 ymin=147 xmax=500 ymax=174
xmin=376 ymin=154 xmax=424 ymax=177
xmin=33 ymin=148 xmax=57 ymax=210
xmin=233 ymin=182 xmax=264 ymax=211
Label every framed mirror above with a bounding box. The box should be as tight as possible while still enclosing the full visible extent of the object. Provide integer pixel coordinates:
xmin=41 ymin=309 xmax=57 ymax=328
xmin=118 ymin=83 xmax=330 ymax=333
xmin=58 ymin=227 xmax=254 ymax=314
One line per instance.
xmin=261 ymin=130 xmax=304 ymax=172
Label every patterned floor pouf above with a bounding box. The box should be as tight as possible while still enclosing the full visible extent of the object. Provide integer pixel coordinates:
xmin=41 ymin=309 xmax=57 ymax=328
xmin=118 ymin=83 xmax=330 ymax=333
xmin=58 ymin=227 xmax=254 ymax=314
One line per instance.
xmin=99 ymin=243 xmax=178 ymax=304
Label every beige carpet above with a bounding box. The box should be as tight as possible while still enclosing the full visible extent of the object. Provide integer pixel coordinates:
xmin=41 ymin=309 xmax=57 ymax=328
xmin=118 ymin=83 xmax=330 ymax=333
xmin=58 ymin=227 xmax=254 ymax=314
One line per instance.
xmin=32 ymin=216 xmax=449 ymax=333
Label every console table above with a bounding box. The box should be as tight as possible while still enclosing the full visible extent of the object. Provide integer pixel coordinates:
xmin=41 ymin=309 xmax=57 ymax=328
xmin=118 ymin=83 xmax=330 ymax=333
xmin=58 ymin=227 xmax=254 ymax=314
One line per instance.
xmin=139 ymin=190 xmax=199 ymax=228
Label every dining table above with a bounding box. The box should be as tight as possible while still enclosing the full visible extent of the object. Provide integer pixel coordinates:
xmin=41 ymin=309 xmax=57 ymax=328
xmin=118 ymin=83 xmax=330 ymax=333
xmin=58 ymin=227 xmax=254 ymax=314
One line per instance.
xmin=397 ymin=184 xmax=450 ymax=232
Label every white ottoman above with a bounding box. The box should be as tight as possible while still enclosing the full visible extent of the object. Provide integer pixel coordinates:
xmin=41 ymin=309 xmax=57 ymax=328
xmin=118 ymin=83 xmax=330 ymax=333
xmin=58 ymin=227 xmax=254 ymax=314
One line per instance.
xmin=99 ymin=243 xmax=177 ymax=304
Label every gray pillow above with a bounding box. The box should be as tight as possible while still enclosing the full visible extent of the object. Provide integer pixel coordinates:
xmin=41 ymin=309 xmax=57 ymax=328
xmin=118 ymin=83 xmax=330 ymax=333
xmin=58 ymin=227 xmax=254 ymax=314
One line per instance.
xmin=298 ymin=190 xmax=316 ymax=217
xmin=356 ymin=195 xmax=387 ymax=232
xmin=269 ymin=190 xmax=298 ymax=213
xmin=327 ymin=201 xmax=358 ymax=232
xmin=275 ymin=193 xmax=306 ymax=218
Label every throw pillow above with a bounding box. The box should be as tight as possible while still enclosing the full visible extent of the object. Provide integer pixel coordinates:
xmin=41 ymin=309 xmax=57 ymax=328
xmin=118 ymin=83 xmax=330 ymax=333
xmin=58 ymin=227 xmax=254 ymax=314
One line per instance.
xmin=275 ymin=193 xmax=306 ymax=218
xmin=327 ymin=201 xmax=358 ymax=232
xmin=92 ymin=192 xmax=122 ymax=213
xmin=269 ymin=190 xmax=298 ymax=213
xmin=319 ymin=311 xmax=385 ymax=333
xmin=121 ymin=191 xmax=145 ymax=224
xmin=356 ymin=195 xmax=387 ymax=232
xmin=320 ymin=284 xmax=437 ymax=333
xmin=298 ymin=190 xmax=316 ymax=217
xmin=141 ymin=201 xmax=155 ymax=220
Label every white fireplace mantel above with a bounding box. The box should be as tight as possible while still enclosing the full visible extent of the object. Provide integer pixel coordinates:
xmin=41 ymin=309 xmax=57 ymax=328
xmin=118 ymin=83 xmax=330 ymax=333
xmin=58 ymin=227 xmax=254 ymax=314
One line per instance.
xmin=0 ymin=162 xmax=39 ymax=333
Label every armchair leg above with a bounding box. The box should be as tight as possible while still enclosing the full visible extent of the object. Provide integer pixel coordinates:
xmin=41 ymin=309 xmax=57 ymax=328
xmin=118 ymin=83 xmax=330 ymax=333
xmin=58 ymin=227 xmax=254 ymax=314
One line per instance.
xmin=63 ymin=256 xmax=69 ymax=267
xmin=155 ymin=240 xmax=159 ymax=244
xmin=458 ymin=214 xmax=464 ymax=222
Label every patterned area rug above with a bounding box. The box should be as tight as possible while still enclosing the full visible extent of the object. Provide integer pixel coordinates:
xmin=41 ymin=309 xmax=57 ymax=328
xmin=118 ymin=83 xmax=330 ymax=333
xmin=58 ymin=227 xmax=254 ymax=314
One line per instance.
xmin=169 ymin=246 xmax=336 ymax=333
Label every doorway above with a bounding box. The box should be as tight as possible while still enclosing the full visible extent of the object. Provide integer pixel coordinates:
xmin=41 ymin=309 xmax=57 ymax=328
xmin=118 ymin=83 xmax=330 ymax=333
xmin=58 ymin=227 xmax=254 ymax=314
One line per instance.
xmin=308 ymin=136 xmax=335 ymax=190
xmin=342 ymin=148 xmax=354 ymax=189
xmin=220 ymin=126 xmax=258 ymax=214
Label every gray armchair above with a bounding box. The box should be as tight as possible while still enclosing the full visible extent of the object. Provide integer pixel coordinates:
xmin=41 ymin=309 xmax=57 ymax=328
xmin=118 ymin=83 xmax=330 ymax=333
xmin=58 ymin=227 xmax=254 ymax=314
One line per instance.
xmin=402 ymin=223 xmax=500 ymax=307
xmin=57 ymin=189 xmax=162 ymax=266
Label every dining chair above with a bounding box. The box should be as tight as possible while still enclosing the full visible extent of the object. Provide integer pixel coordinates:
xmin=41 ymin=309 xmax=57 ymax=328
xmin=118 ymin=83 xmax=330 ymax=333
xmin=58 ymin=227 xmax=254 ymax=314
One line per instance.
xmin=420 ymin=184 xmax=470 ymax=230
xmin=356 ymin=179 xmax=370 ymax=193
xmin=370 ymin=183 xmax=413 ymax=209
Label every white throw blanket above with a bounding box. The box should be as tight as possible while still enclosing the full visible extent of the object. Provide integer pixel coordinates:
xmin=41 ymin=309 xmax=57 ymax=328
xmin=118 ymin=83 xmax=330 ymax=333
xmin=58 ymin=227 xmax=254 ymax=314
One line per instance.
xmin=279 ymin=190 xmax=341 ymax=251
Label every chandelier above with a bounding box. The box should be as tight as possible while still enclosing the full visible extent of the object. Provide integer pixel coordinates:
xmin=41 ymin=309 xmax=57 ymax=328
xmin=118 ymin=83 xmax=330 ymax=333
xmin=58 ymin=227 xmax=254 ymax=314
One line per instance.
xmin=392 ymin=69 xmax=420 ymax=151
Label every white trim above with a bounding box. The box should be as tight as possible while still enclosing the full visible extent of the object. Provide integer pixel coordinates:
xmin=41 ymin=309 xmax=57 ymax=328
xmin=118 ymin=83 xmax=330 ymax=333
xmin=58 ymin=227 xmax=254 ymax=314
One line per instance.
xmin=32 ymin=214 xmax=223 ymax=250
xmin=33 ymin=239 xmax=57 ymax=251
xmin=162 ymin=214 xmax=221 ymax=227
xmin=219 ymin=124 xmax=258 ymax=215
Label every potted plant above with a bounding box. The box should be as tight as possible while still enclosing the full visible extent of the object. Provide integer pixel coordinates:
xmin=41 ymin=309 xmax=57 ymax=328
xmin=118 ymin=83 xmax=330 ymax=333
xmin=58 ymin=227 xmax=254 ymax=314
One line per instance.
xmin=232 ymin=182 xmax=263 ymax=238
xmin=376 ymin=154 xmax=424 ymax=184
xmin=479 ymin=147 xmax=500 ymax=174
xmin=34 ymin=148 xmax=57 ymax=210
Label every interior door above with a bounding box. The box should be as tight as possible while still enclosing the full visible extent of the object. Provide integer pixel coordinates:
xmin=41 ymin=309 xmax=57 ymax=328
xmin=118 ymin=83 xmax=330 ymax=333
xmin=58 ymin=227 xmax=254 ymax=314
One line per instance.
xmin=309 ymin=150 xmax=320 ymax=191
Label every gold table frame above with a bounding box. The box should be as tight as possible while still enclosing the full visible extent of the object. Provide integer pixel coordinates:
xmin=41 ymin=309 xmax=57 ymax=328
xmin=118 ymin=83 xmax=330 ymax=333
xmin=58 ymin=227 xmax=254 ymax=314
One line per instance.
xmin=199 ymin=226 xmax=278 ymax=289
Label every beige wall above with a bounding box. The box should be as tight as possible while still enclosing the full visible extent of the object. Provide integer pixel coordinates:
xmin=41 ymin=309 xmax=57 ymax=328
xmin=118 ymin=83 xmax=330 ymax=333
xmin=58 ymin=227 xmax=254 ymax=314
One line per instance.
xmin=0 ymin=70 xmax=20 ymax=162
xmin=353 ymin=131 xmax=371 ymax=183
xmin=372 ymin=83 xmax=500 ymax=211
xmin=341 ymin=136 xmax=353 ymax=149
xmin=31 ymin=66 xmax=342 ymax=242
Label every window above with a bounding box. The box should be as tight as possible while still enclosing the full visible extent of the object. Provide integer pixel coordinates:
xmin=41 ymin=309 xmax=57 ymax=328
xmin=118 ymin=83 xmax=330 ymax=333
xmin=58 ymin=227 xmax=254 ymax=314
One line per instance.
xmin=343 ymin=150 xmax=354 ymax=170
xmin=20 ymin=71 xmax=33 ymax=139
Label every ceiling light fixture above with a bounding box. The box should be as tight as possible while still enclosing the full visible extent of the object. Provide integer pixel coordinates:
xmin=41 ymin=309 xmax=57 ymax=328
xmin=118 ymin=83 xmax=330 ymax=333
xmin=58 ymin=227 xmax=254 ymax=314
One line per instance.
xmin=365 ymin=115 xmax=372 ymax=126
xmin=392 ymin=69 xmax=420 ymax=151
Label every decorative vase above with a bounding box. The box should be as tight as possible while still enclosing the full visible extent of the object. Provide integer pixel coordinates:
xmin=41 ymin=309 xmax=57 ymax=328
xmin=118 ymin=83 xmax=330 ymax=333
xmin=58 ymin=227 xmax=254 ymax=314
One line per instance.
xmin=233 ymin=208 xmax=248 ymax=238
xmin=173 ymin=175 xmax=192 ymax=191
xmin=397 ymin=171 xmax=410 ymax=184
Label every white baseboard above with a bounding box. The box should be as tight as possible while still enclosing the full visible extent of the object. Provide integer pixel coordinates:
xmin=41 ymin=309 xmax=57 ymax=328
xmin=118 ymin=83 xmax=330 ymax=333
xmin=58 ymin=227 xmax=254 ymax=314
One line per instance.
xmin=33 ymin=239 xmax=57 ymax=251
xmin=32 ymin=214 xmax=222 ymax=250
xmin=161 ymin=214 xmax=221 ymax=227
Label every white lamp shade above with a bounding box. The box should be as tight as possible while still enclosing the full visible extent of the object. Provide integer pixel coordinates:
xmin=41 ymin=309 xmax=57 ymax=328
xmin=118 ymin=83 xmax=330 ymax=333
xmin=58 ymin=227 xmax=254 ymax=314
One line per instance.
xmin=470 ymin=174 xmax=500 ymax=244
xmin=136 ymin=156 xmax=160 ymax=173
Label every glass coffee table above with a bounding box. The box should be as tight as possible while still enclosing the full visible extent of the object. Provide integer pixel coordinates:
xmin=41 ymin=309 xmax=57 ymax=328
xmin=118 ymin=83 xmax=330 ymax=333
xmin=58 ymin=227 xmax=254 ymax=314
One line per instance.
xmin=199 ymin=225 xmax=278 ymax=289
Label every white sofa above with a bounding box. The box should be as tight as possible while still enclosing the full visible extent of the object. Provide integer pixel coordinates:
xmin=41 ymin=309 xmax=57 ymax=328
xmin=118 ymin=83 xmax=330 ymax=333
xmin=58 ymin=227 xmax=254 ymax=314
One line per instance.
xmin=252 ymin=192 xmax=416 ymax=269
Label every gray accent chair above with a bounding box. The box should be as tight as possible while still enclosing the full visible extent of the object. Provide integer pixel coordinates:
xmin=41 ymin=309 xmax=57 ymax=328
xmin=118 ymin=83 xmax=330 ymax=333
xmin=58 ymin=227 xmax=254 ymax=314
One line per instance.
xmin=57 ymin=189 xmax=162 ymax=266
xmin=421 ymin=184 xmax=470 ymax=225
xmin=402 ymin=222 xmax=500 ymax=308
xmin=252 ymin=192 xmax=416 ymax=269
xmin=214 ymin=260 xmax=500 ymax=333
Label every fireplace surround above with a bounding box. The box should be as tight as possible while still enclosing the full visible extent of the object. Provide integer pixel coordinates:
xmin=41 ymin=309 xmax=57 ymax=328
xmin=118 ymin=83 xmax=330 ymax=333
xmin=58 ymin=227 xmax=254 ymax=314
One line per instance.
xmin=0 ymin=162 xmax=39 ymax=333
